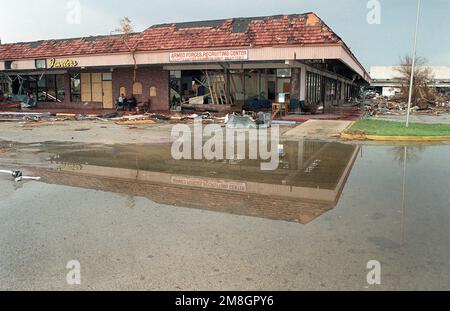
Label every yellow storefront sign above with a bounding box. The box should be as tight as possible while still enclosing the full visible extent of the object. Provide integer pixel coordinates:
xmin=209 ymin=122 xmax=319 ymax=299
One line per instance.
xmin=48 ymin=58 xmax=79 ymax=68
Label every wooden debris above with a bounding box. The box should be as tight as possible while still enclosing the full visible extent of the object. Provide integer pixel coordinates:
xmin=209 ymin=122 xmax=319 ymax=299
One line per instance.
xmin=115 ymin=119 xmax=156 ymax=125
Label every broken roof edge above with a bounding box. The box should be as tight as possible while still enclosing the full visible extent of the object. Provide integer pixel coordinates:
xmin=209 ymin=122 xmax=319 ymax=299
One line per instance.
xmin=0 ymin=32 xmax=141 ymax=47
xmin=146 ymin=12 xmax=314 ymax=30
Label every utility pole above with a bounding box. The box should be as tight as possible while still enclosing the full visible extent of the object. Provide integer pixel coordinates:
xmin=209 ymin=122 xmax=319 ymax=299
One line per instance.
xmin=406 ymin=0 xmax=422 ymax=127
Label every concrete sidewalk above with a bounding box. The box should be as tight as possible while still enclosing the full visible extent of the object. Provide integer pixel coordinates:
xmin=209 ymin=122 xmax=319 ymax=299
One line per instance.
xmin=283 ymin=120 xmax=353 ymax=139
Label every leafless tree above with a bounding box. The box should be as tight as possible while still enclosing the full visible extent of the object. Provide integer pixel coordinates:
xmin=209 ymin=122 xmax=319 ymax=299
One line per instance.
xmin=394 ymin=55 xmax=434 ymax=106
xmin=113 ymin=17 xmax=138 ymax=83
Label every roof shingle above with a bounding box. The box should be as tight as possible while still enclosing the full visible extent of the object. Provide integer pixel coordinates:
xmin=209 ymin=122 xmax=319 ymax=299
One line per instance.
xmin=0 ymin=13 xmax=342 ymax=61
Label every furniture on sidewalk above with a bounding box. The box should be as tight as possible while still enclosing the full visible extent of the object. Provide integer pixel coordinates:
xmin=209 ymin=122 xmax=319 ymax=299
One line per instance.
xmin=272 ymin=102 xmax=289 ymax=119
xmin=136 ymin=100 xmax=151 ymax=113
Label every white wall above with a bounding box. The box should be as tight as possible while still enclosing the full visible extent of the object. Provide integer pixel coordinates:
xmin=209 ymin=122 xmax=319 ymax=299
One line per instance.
xmin=382 ymin=86 xmax=401 ymax=97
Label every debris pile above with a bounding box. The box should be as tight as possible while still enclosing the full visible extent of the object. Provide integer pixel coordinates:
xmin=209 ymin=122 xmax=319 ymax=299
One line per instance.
xmin=0 ymin=111 xmax=226 ymax=126
xmin=172 ymin=71 xmax=241 ymax=112
xmin=0 ymin=109 xmax=296 ymax=130
xmin=113 ymin=112 xmax=222 ymax=126
xmin=364 ymin=93 xmax=450 ymax=117
xmin=226 ymin=111 xmax=272 ymax=129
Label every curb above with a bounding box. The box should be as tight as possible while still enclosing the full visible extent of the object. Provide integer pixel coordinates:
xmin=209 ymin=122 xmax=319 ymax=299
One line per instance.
xmin=340 ymin=132 xmax=450 ymax=142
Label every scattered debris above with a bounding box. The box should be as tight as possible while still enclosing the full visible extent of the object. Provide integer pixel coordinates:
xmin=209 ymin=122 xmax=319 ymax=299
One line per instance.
xmin=0 ymin=170 xmax=41 ymax=182
xmin=226 ymin=111 xmax=272 ymax=129
xmin=148 ymin=114 xmax=171 ymax=121
xmin=364 ymin=93 xmax=450 ymax=117
xmin=100 ymin=112 xmax=119 ymax=119
xmin=74 ymin=128 xmax=91 ymax=132
xmin=304 ymin=159 xmax=321 ymax=174
xmin=115 ymin=120 xmax=156 ymax=126
xmin=272 ymin=120 xmax=298 ymax=125
xmin=0 ymin=108 xmax=283 ymax=128
xmin=20 ymin=121 xmax=68 ymax=128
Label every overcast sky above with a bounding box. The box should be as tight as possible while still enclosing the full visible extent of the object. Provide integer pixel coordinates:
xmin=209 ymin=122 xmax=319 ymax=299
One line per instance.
xmin=0 ymin=0 xmax=448 ymax=70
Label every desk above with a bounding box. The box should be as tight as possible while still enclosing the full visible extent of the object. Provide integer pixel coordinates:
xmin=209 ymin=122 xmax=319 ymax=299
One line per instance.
xmin=272 ymin=102 xmax=289 ymax=119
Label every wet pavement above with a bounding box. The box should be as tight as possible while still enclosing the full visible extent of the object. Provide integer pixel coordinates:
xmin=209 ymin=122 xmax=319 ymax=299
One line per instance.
xmin=284 ymin=120 xmax=353 ymax=139
xmin=0 ymin=139 xmax=449 ymax=290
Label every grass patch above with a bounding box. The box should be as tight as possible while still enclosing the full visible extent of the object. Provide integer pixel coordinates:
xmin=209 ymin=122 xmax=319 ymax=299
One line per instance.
xmin=347 ymin=119 xmax=450 ymax=136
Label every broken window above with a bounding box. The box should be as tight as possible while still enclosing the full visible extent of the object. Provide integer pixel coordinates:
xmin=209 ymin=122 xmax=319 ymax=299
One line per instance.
xmin=70 ymin=74 xmax=81 ymax=102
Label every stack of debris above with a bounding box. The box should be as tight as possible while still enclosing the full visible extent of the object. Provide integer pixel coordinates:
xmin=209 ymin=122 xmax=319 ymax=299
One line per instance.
xmin=205 ymin=71 xmax=239 ymax=106
xmin=0 ymin=110 xmax=233 ymax=127
xmin=172 ymin=70 xmax=241 ymax=113
xmin=364 ymin=93 xmax=450 ymax=117
xmin=114 ymin=111 xmax=227 ymax=126
xmin=225 ymin=111 xmax=272 ymax=129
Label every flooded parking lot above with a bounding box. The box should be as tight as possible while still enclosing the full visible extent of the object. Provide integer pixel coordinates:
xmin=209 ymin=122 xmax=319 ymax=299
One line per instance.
xmin=0 ymin=139 xmax=449 ymax=290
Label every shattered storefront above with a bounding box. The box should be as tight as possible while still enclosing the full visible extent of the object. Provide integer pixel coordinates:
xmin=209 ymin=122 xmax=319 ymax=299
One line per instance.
xmin=167 ymin=59 xmax=363 ymax=114
xmin=0 ymin=73 xmax=11 ymax=94
xmin=0 ymin=59 xmax=169 ymax=110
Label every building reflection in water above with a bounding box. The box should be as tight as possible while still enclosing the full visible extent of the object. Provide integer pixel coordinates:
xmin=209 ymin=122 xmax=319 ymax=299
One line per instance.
xmin=30 ymin=140 xmax=359 ymax=224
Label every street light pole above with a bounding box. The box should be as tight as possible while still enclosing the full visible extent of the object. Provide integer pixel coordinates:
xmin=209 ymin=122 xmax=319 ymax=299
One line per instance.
xmin=406 ymin=0 xmax=422 ymax=127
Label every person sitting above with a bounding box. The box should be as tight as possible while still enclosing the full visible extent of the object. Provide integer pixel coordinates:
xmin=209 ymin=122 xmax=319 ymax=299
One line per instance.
xmin=26 ymin=92 xmax=37 ymax=108
xmin=127 ymin=95 xmax=137 ymax=112
xmin=116 ymin=93 xmax=126 ymax=111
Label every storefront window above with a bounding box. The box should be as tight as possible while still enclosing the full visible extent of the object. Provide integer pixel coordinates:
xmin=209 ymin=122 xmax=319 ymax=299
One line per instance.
xmin=37 ymin=77 xmax=47 ymax=102
xmin=70 ymin=74 xmax=81 ymax=102
xmin=56 ymin=75 xmax=65 ymax=102
xmin=46 ymin=75 xmax=56 ymax=101
xmin=277 ymin=78 xmax=291 ymax=103
xmin=34 ymin=74 xmax=65 ymax=102
xmin=277 ymin=69 xmax=291 ymax=78
xmin=244 ymin=70 xmax=260 ymax=100
xmin=307 ymin=71 xmax=333 ymax=105
xmin=260 ymin=69 xmax=275 ymax=101
xmin=28 ymin=76 xmax=38 ymax=99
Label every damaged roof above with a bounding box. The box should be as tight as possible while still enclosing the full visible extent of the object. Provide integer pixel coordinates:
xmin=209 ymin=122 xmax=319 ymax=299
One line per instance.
xmin=0 ymin=12 xmax=343 ymax=60
xmin=0 ymin=33 xmax=141 ymax=60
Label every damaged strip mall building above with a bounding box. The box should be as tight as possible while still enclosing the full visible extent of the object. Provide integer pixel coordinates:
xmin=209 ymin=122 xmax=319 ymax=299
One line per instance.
xmin=0 ymin=12 xmax=370 ymax=113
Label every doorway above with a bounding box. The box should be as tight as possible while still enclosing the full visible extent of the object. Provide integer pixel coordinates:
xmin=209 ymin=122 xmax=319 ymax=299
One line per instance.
xmin=102 ymin=80 xmax=113 ymax=109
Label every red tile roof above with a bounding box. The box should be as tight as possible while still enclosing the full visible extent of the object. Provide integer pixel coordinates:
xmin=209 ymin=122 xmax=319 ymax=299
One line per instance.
xmin=0 ymin=13 xmax=343 ymax=60
xmin=0 ymin=34 xmax=141 ymax=60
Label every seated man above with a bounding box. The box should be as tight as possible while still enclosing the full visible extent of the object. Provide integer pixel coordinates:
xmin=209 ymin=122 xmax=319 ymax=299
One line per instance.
xmin=127 ymin=95 xmax=137 ymax=112
xmin=26 ymin=93 xmax=37 ymax=108
xmin=116 ymin=93 xmax=126 ymax=111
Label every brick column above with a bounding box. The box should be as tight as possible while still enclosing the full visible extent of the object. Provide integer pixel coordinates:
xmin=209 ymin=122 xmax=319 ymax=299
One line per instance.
xmin=291 ymin=68 xmax=301 ymax=100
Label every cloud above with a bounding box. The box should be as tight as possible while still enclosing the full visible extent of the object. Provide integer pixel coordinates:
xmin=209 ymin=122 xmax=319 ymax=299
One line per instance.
xmin=0 ymin=0 xmax=123 ymax=42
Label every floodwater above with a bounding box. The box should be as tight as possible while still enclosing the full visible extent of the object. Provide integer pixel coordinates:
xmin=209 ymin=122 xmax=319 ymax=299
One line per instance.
xmin=0 ymin=139 xmax=449 ymax=290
